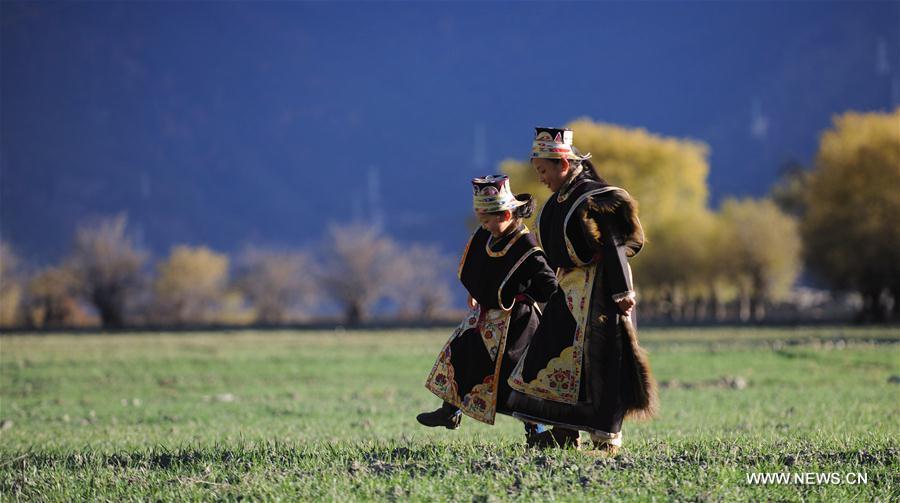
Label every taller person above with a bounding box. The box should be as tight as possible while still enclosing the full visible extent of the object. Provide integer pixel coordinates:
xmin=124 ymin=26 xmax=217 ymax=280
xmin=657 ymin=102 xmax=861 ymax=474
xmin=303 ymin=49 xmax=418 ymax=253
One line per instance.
xmin=507 ymin=127 xmax=657 ymax=456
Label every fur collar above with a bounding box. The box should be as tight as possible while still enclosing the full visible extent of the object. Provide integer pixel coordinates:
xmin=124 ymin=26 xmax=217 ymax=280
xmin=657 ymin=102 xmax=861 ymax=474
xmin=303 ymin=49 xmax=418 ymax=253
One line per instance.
xmin=579 ymin=187 xmax=644 ymax=257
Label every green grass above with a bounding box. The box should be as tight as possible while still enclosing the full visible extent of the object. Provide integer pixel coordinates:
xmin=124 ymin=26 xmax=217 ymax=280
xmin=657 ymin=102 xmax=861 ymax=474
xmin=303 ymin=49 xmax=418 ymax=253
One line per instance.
xmin=1 ymin=327 xmax=898 ymax=501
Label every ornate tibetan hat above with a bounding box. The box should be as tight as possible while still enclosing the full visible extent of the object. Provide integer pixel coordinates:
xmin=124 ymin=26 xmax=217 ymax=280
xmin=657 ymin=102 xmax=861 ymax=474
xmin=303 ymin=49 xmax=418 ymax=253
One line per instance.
xmin=531 ymin=126 xmax=591 ymax=160
xmin=472 ymin=175 xmax=528 ymax=214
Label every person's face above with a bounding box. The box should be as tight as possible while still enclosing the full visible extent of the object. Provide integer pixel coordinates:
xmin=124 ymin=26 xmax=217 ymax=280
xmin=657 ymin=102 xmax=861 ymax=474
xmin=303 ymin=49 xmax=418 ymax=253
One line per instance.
xmin=532 ymin=157 xmax=569 ymax=192
xmin=476 ymin=211 xmax=513 ymax=237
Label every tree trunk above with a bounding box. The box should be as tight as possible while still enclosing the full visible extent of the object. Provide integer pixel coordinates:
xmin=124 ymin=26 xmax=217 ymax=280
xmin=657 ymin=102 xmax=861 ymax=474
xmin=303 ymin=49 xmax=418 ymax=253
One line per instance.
xmin=890 ymin=285 xmax=900 ymax=321
xmin=694 ymin=296 xmax=708 ymax=322
xmin=709 ymin=285 xmax=726 ymax=322
xmin=751 ymin=297 xmax=766 ymax=321
xmin=95 ymin=294 xmax=124 ymax=328
xmin=345 ymin=302 xmax=364 ymax=326
xmin=859 ymin=289 xmax=885 ymax=323
xmin=669 ymin=286 xmax=683 ymax=322
xmin=258 ymin=303 xmax=284 ymax=325
xmin=683 ymin=292 xmax=696 ymax=322
xmin=738 ymin=287 xmax=751 ymax=323
xmin=750 ymin=275 xmax=767 ymax=322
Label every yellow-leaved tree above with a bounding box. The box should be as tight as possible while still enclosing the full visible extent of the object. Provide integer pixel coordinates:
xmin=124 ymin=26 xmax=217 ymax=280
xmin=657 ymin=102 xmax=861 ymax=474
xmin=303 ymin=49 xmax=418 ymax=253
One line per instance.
xmin=802 ymin=108 xmax=900 ymax=321
xmin=26 ymin=266 xmax=82 ymax=328
xmin=153 ymin=245 xmax=230 ymax=325
xmin=0 ymin=242 xmax=23 ymax=327
xmin=719 ymin=198 xmax=802 ymax=321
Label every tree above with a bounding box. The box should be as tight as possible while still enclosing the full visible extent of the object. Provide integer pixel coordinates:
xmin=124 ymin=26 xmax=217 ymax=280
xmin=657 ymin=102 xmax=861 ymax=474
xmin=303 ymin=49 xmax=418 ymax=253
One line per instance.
xmin=719 ymin=198 xmax=802 ymax=321
xmin=633 ymin=209 xmax=721 ymax=321
xmin=770 ymin=160 xmax=809 ymax=217
xmin=233 ymin=247 xmax=318 ymax=324
xmin=25 ymin=266 xmax=81 ymax=328
xmin=701 ymin=214 xmax=743 ymax=321
xmin=153 ymin=245 xmax=229 ymax=325
xmin=391 ymin=244 xmax=454 ymax=321
xmin=801 ymin=108 xmax=900 ymax=321
xmin=317 ymin=223 xmax=403 ymax=326
xmin=566 ymin=118 xmax=710 ymax=227
xmin=0 ymin=242 xmax=23 ymax=327
xmin=67 ymin=214 xmax=148 ymax=328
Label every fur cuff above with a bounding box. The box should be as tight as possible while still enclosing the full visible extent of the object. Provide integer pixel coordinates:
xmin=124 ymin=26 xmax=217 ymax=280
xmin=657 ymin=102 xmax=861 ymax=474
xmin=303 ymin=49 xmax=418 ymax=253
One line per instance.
xmin=613 ymin=291 xmax=635 ymax=303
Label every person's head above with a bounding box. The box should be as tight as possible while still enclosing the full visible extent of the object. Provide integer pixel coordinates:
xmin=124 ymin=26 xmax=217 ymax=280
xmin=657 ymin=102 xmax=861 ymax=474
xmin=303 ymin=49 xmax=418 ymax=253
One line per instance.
xmin=471 ymin=175 xmax=535 ymax=237
xmin=475 ymin=196 xmax=535 ymax=237
xmin=530 ymin=127 xmax=603 ymax=191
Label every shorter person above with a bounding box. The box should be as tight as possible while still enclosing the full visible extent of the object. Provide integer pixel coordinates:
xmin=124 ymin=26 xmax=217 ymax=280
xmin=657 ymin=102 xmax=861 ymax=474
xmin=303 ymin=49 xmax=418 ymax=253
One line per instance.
xmin=418 ymin=175 xmax=557 ymax=438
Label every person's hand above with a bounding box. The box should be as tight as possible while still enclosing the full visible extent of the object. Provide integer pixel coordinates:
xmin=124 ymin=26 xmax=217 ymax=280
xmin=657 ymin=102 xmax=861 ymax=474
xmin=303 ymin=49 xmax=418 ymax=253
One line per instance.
xmin=467 ymin=296 xmax=478 ymax=309
xmin=616 ymin=297 xmax=635 ymax=317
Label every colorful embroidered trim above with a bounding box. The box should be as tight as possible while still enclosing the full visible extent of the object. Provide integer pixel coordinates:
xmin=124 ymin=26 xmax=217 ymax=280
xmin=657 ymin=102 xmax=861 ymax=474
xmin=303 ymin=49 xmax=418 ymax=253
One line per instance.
xmin=507 ymin=265 xmax=596 ymax=404
xmin=485 ymin=225 xmax=529 ymax=258
xmin=424 ymin=305 xmax=513 ymax=425
xmin=531 ymin=129 xmax=578 ymax=160
xmin=472 ymin=175 xmax=527 ymax=213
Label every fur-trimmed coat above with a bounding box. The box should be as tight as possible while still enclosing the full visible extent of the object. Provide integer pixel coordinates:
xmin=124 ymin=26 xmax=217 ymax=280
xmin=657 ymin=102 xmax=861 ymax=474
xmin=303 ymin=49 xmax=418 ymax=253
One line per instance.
xmin=506 ymin=173 xmax=657 ymax=432
xmin=580 ymin=185 xmax=655 ymax=420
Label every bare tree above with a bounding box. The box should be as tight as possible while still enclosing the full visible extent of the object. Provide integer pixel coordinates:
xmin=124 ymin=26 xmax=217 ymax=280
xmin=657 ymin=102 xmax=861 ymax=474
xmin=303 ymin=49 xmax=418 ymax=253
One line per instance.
xmin=392 ymin=244 xmax=454 ymax=321
xmin=317 ymin=223 xmax=403 ymax=325
xmin=67 ymin=214 xmax=148 ymax=328
xmin=234 ymin=246 xmax=318 ymax=324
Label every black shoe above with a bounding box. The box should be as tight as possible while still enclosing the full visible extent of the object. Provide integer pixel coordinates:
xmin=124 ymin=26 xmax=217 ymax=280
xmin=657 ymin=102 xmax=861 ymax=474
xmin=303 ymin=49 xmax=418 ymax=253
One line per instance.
xmin=550 ymin=428 xmax=581 ymax=449
xmin=527 ymin=427 xmax=580 ymax=449
xmin=416 ymin=405 xmax=462 ymax=430
xmin=526 ymin=430 xmax=557 ymax=449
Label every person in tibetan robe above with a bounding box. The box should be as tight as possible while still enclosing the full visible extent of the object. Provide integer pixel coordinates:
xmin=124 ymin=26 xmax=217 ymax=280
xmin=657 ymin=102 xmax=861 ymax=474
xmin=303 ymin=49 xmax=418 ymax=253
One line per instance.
xmin=506 ymin=127 xmax=658 ymax=456
xmin=419 ymin=175 xmax=558 ymax=436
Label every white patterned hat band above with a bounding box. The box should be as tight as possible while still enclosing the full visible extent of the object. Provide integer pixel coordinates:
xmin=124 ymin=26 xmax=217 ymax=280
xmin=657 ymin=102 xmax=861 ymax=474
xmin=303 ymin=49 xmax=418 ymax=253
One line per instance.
xmin=531 ymin=126 xmax=592 ymax=160
xmin=472 ymin=175 xmax=527 ymax=213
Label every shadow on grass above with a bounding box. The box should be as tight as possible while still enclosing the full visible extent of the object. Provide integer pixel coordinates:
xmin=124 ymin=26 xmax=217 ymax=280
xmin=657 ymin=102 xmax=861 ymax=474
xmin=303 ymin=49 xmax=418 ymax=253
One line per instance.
xmin=3 ymin=441 xmax=896 ymax=473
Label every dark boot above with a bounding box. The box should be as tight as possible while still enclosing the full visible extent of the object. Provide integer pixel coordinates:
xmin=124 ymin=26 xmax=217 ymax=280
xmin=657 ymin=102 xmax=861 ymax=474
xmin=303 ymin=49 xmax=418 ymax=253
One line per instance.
xmin=416 ymin=402 xmax=462 ymax=430
xmin=524 ymin=423 xmax=553 ymax=448
xmin=550 ymin=427 xmax=581 ymax=449
xmin=526 ymin=430 xmax=556 ymax=449
xmin=526 ymin=425 xmax=580 ymax=449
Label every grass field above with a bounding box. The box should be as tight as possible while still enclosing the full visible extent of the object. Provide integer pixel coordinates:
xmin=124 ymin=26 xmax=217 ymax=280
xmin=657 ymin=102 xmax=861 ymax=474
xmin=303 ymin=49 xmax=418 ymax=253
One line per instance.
xmin=1 ymin=326 xmax=898 ymax=501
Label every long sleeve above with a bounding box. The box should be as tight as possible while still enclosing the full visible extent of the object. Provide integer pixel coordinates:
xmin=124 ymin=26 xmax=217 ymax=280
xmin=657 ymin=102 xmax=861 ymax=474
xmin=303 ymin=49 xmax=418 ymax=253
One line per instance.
xmin=521 ymin=253 xmax=558 ymax=303
xmin=500 ymin=252 xmax=558 ymax=306
xmin=598 ymin=217 xmax=634 ymax=301
xmin=577 ymin=190 xmax=642 ymax=301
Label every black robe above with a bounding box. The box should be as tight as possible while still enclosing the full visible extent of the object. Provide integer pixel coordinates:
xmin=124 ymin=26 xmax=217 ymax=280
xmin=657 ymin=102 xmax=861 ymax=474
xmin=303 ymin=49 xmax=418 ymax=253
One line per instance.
xmin=424 ymin=225 xmax=557 ymax=424
xmin=507 ymin=174 xmax=657 ymax=435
